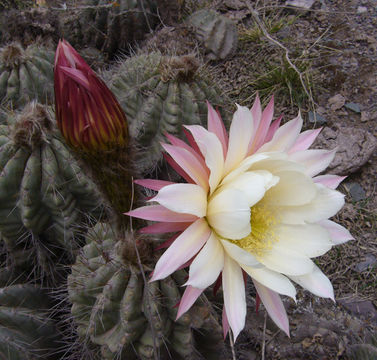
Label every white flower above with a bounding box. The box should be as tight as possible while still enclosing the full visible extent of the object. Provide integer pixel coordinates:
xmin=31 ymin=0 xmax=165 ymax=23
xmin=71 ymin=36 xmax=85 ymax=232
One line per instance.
xmin=126 ymin=96 xmax=353 ymax=340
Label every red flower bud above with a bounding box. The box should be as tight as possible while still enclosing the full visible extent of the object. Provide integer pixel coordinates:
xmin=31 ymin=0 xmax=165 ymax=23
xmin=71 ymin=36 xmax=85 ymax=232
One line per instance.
xmin=54 ymin=39 xmax=128 ymax=152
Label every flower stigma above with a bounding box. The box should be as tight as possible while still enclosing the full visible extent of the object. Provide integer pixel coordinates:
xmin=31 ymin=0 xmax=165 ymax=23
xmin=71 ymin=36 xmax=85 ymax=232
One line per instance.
xmin=231 ymin=205 xmax=279 ymax=257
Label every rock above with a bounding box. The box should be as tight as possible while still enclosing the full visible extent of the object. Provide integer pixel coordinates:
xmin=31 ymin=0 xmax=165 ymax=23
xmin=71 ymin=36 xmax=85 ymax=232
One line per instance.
xmin=314 ymin=126 xmax=377 ymax=174
xmin=339 ymin=299 xmax=377 ymax=323
xmin=354 ymin=254 xmax=376 ymax=273
xmin=345 ymin=102 xmax=361 ymax=113
xmin=344 ymin=182 xmax=367 ymax=201
xmin=308 ymin=111 xmax=327 ymax=125
xmin=357 ymin=6 xmax=368 ymax=14
xmin=328 ymin=94 xmax=346 ymax=111
xmin=286 ymin=0 xmax=316 ymax=10
xmin=223 ymin=0 xmax=247 ymax=10
xmin=361 ymin=111 xmax=371 ymax=122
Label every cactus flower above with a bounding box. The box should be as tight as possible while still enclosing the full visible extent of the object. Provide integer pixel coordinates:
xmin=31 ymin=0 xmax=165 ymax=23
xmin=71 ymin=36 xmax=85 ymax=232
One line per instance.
xmin=126 ymin=96 xmax=353 ymax=340
xmin=54 ymin=39 xmax=128 ymax=152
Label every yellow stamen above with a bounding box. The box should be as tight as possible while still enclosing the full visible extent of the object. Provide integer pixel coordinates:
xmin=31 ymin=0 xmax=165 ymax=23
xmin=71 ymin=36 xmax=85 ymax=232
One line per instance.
xmin=232 ymin=205 xmax=279 ymax=257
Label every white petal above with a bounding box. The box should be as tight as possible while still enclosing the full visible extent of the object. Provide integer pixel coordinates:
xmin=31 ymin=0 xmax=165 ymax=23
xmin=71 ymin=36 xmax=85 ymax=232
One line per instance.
xmin=318 ymin=219 xmax=354 ymax=245
xmin=185 ymin=125 xmax=224 ymax=194
xmin=253 ymin=280 xmax=290 ymax=336
xmin=289 ymin=264 xmax=334 ymax=300
xmin=289 ymin=149 xmax=336 ymax=177
xmin=224 ymin=105 xmax=254 ymax=174
xmin=262 ymin=170 xmax=317 ymax=206
xmin=221 ymin=170 xmax=278 ymax=207
xmin=278 ymin=184 xmax=345 ymax=224
xmin=273 ymin=223 xmax=332 ymax=257
xmin=186 ymin=232 xmax=224 ymax=289
xmin=242 ymin=265 xmax=296 ymax=299
xmin=258 ymin=245 xmax=314 ymax=276
xmin=222 ymin=256 xmax=246 ymax=341
xmin=221 ymin=152 xmax=271 ymax=186
xmin=207 ymin=188 xmax=251 ymax=240
xmin=151 ymin=219 xmax=211 ymax=281
xmin=257 ymin=114 xmax=303 ymax=153
xmin=150 ymin=183 xmax=207 ymax=217
xmin=248 ymin=154 xmax=305 ymax=174
xmin=221 ymin=239 xmax=260 ymax=267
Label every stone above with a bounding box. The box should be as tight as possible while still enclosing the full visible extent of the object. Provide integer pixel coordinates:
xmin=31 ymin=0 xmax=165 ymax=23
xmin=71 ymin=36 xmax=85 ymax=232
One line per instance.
xmin=354 ymin=254 xmax=376 ymax=273
xmin=344 ymin=182 xmax=367 ymax=201
xmin=339 ymin=299 xmax=377 ymax=323
xmin=345 ymin=102 xmax=361 ymax=113
xmin=314 ymin=126 xmax=377 ymax=174
xmin=328 ymin=94 xmax=345 ymax=111
xmin=308 ymin=111 xmax=327 ymax=125
xmin=361 ymin=111 xmax=371 ymax=122
xmin=357 ymin=6 xmax=368 ymax=14
xmin=286 ymin=0 xmax=316 ymax=9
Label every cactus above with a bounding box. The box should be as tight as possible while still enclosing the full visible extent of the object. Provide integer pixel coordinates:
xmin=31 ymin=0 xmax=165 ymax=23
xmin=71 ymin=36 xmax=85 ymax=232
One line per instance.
xmin=109 ymin=52 xmax=225 ymax=174
xmin=68 ymin=222 xmax=227 ymax=360
xmin=60 ymin=0 xmax=158 ymax=59
xmin=0 ymin=102 xmax=104 ymax=280
xmin=187 ymin=9 xmax=238 ymax=60
xmin=0 ymin=42 xmax=54 ymax=109
xmin=0 ymin=265 xmax=60 ymax=359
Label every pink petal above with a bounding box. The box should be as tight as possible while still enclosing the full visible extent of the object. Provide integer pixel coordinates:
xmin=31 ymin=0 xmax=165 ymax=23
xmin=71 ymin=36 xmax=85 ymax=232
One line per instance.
xmin=164 ymin=153 xmax=194 ymax=183
xmin=150 ymin=218 xmax=211 ymax=281
xmin=162 ymin=143 xmax=209 ymax=190
xmin=288 ymin=128 xmax=322 ymax=153
xmin=252 ymin=280 xmax=290 ymax=336
xmin=289 ymin=149 xmax=336 ymax=177
xmin=249 ymin=96 xmax=274 ymax=152
xmin=155 ymin=234 xmax=179 ymax=251
xmin=222 ymin=256 xmax=246 ymax=341
xmin=207 ymin=101 xmax=228 ymax=157
xmin=139 ymin=222 xmax=191 ymax=234
xmin=250 ymin=93 xmax=262 ymax=131
xmin=165 ymin=133 xmax=208 ymax=172
xmin=224 ymin=104 xmax=255 ymax=174
xmin=125 ymin=205 xmax=198 ymax=222
xmin=176 ymin=286 xmax=204 ymax=320
xmin=183 ymin=128 xmax=202 ymax=156
xmin=222 ymin=306 xmax=230 ymax=339
xmin=134 ymin=179 xmax=175 ymax=191
xmin=318 ymin=219 xmax=354 ymax=245
xmin=185 ymin=125 xmax=224 ymax=194
xmin=313 ymin=174 xmax=346 ymax=189
xmin=258 ymin=112 xmax=303 ymax=153
xmin=264 ymin=115 xmax=283 ymax=144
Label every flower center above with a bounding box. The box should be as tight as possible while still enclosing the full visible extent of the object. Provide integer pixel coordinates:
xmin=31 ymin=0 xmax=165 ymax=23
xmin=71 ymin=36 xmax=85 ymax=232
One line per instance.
xmin=231 ymin=205 xmax=278 ymax=257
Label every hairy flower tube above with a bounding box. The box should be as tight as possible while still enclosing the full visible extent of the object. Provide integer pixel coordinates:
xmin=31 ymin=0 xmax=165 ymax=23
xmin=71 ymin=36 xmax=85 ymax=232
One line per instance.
xmin=54 ymin=39 xmax=128 ymax=152
xmin=126 ymin=96 xmax=353 ymax=340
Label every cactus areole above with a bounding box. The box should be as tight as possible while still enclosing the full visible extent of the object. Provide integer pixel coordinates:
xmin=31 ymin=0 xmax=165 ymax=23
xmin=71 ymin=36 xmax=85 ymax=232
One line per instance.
xmin=54 ymin=39 xmax=128 ymax=152
xmin=54 ymin=40 xmax=135 ymax=217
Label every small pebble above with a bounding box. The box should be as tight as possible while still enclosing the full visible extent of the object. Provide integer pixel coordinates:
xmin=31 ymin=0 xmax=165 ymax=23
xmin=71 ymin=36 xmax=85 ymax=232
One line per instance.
xmin=308 ymin=111 xmax=327 ymax=125
xmin=345 ymin=182 xmax=366 ymax=202
xmin=345 ymin=102 xmax=361 ymax=113
xmin=357 ymin=6 xmax=368 ymax=14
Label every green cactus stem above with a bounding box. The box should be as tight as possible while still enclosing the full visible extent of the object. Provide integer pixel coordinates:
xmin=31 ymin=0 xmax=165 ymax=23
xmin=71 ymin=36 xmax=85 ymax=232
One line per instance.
xmin=109 ymin=52 xmax=226 ymax=174
xmin=68 ymin=222 xmax=227 ymax=360
xmin=0 ymin=42 xmax=54 ymax=109
xmin=187 ymin=9 xmax=238 ymax=60
xmin=0 ymin=102 xmax=103 ymax=281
